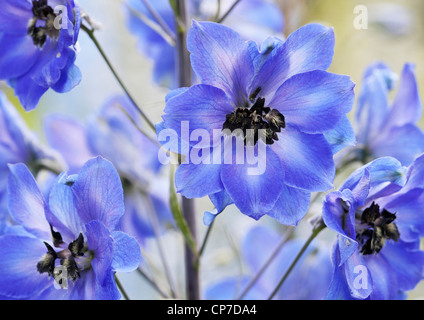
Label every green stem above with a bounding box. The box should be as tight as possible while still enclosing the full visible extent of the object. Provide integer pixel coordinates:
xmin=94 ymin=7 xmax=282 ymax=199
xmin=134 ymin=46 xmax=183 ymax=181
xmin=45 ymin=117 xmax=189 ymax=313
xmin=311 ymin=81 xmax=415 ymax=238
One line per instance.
xmin=267 ymin=221 xmax=326 ymax=300
xmin=81 ymin=24 xmax=156 ymax=133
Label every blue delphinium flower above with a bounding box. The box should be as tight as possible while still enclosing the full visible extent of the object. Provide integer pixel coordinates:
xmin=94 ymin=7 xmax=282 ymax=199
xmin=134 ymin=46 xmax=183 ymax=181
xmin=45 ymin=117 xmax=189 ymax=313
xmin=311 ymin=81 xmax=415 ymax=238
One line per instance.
xmin=0 ymin=0 xmax=82 ymax=111
xmin=0 ymin=157 xmax=141 ymax=300
xmin=323 ymin=155 xmax=424 ymax=299
xmin=43 ymin=95 xmax=174 ymax=245
xmin=124 ymin=0 xmax=284 ymax=88
xmin=159 ymin=21 xmax=355 ymax=226
xmin=0 ymin=92 xmax=65 ymax=233
xmin=205 ymin=225 xmax=332 ymax=300
xmin=338 ymin=62 xmax=424 ymax=167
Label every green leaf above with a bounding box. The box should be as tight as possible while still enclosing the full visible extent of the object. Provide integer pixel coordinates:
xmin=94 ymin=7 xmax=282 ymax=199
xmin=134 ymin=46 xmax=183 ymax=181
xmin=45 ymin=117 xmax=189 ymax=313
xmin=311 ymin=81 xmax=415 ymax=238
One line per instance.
xmin=169 ymin=164 xmax=198 ymax=256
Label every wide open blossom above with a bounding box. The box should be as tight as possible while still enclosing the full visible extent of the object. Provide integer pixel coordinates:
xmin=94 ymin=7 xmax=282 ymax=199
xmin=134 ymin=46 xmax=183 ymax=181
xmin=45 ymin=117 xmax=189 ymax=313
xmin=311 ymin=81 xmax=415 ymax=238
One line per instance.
xmin=159 ymin=21 xmax=355 ymax=226
xmin=0 ymin=157 xmax=140 ymax=300
xmin=0 ymin=0 xmax=82 ymax=110
xmin=337 ymin=62 xmax=424 ymax=167
xmin=205 ymin=225 xmax=332 ymax=300
xmin=323 ymin=155 xmax=424 ymax=299
xmin=44 ymin=96 xmax=174 ymax=245
xmin=124 ymin=0 xmax=285 ymax=88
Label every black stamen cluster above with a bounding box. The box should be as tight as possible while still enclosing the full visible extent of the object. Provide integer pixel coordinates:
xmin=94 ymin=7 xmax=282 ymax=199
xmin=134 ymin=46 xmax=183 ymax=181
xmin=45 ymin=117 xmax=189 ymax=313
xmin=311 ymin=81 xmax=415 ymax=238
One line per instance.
xmin=37 ymin=226 xmax=85 ymax=282
xmin=223 ymin=94 xmax=286 ymax=145
xmin=28 ymin=0 xmax=60 ymax=48
xmin=356 ymin=202 xmax=400 ymax=255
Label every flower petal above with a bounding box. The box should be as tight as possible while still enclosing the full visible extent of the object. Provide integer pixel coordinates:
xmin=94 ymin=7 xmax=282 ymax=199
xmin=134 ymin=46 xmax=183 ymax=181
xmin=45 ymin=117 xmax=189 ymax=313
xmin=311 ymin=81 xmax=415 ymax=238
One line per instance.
xmin=72 ymin=157 xmax=124 ymax=230
xmin=271 ymin=126 xmax=334 ymax=192
xmin=269 ymin=71 xmax=355 ymax=134
xmin=163 ymin=84 xmax=233 ymax=147
xmin=265 ymin=184 xmax=310 ymax=225
xmin=386 ymin=63 xmax=422 ymax=128
xmin=0 ymin=235 xmax=52 ymax=299
xmin=187 ymin=21 xmax=254 ymax=105
xmin=111 ymin=231 xmax=141 ymax=273
xmin=250 ymin=23 xmax=335 ymax=100
xmin=220 ymin=144 xmax=284 ymax=218
xmin=7 ymin=163 xmax=51 ymax=241
xmin=370 ymin=124 xmax=424 ymax=166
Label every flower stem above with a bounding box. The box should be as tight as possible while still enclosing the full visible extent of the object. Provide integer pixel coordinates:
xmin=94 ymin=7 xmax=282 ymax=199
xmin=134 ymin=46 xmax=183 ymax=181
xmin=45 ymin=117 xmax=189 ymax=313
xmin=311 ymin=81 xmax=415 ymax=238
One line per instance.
xmin=115 ymin=274 xmax=130 ymax=300
xmin=267 ymin=221 xmax=326 ymax=300
xmin=136 ymin=268 xmax=171 ymax=299
xmin=81 ymin=24 xmax=156 ymax=133
xmin=173 ymin=0 xmax=200 ymax=300
xmin=216 ymin=0 xmax=242 ymax=23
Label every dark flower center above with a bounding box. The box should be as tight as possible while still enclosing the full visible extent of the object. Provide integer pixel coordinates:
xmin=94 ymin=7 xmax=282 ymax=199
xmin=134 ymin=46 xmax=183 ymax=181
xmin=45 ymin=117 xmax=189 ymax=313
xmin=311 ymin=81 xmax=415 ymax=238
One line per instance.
xmin=222 ymin=88 xmax=285 ymax=146
xmin=37 ymin=226 xmax=93 ymax=287
xmin=355 ymin=202 xmax=400 ymax=255
xmin=28 ymin=0 xmax=61 ymax=48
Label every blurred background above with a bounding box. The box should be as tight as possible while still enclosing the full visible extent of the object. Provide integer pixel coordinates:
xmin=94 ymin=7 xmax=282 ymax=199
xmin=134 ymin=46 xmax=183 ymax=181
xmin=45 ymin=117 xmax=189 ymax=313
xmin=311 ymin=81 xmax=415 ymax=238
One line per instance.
xmin=1 ymin=0 xmax=424 ymax=299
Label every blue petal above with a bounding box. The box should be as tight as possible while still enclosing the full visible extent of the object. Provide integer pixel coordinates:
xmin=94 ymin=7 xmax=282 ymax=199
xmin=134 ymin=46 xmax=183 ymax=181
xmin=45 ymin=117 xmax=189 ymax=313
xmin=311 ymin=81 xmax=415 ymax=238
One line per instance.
xmin=111 ymin=231 xmax=141 ymax=273
xmin=324 ymin=115 xmax=356 ymax=154
xmin=85 ymin=220 xmax=114 ymax=286
xmin=187 ymin=21 xmax=254 ymax=106
xmin=203 ymin=189 xmax=233 ymax=226
xmin=51 ymin=49 xmax=82 ymax=93
xmin=7 ymin=163 xmax=51 ymax=241
xmin=341 ymin=157 xmax=406 ymax=192
xmin=403 ymin=153 xmax=424 ymax=191
xmin=0 ymin=34 xmax=39 ymax=79
xmin=370 ymin=124 xmax=424 ymax=166
xmin=71 ymin=157 xmax=125 ymax=231
xmin=385 ymin=188 xmax=424 ymax=241
xmin=271 ymin=126 xmax=334 ymax=192
xmin=0 ymin=235 xmax=52 ymax=299
xmin=221 ymin=144 xmax=284 ymax=218
xmin=265 ymin=184 xmax=310 ymax=225
xmin=222 ymin=0 xmax=285 ymax=44
xmin=385 ymin=63 xmax=422 ymax=128
xmin=8 ymin=74 xmax=48 ymax=111
xmin=175 ymin=148 xmax=224 ymax=199
xmin=365 ymin=253 xmax=397 ymax=300
xmin=250 ymin=23 xmax=335 ymax=101
xmin=163 ymin=84 xmax=233 ymax=148
xmin=380 ymin=240 xmax=424 ymax=292
xmin=355 ymin=64 xmax=391 ymax=144
xmin=47 ymin=182 xmax=84 ymax=243
xmin=269 ymin=70 xmax=355 ymax=134
xmin=0 ymin=1 xmax=32 ymax=35
xmin=325 ymin=244 xmax=356 ymax=300
xmin=43 ymin=114 xmax=94 ymax=173
xmin=344 ymin=251 xmax=372 ymax=299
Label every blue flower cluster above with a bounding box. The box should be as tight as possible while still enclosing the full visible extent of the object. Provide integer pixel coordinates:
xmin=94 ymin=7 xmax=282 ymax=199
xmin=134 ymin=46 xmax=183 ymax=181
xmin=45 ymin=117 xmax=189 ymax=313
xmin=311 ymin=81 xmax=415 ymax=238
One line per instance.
xmin=1 ymin=0 xmax=424 ymax=301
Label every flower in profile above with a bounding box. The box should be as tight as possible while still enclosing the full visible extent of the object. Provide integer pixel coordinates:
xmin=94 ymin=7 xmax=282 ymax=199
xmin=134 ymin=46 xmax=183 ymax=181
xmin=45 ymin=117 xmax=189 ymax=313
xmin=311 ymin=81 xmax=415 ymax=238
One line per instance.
xmin=205 ymin=225 xmax=332 ymax=300
xmin=159 ymin=21 xmax=355 ymax=226
xmin=0 ymin=0 xmax=82 ymax=110
xmin=0 ymin=92 xmax=64 ymax=233
xmin=43 ymin=96 xmax=174 ymax=245
xmin=0 ymin=157 xmax=141 ymax=300
xmin=323 ymin=156 xmax=424 ymax=299
xmin=338 ymin=62 xmax=424 ymax=167
xmin=124 ymin=0 xmax=284 ymax=88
